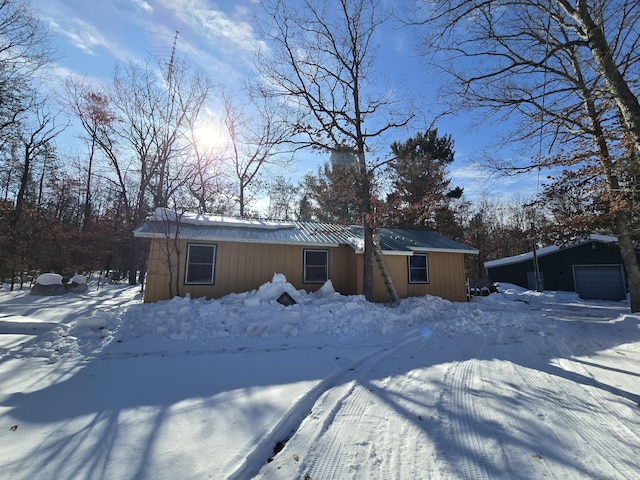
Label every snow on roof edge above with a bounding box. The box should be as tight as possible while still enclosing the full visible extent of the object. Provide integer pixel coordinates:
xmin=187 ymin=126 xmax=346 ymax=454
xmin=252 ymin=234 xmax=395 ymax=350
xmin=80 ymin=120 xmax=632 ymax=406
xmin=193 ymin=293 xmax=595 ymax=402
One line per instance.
xmin=150 ymin=207 xmax=296 ymax=230
xmin=484 ymin=234 xmax=619 ymax=268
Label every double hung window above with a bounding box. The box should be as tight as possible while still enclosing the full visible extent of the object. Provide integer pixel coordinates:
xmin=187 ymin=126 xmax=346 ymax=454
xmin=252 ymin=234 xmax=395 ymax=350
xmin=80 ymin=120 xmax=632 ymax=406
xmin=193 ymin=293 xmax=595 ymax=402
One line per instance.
xmin=185 ymin=244 xmax=216 ymax=284
xmin=304 ymin=249 xmax=329 ymax=283
xmin=408 ymin=253 xmax=429 ymax=283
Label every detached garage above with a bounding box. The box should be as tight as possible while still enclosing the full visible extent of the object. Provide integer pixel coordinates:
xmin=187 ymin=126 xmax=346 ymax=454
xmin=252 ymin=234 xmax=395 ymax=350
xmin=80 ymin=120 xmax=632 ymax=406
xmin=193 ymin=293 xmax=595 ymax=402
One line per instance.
xmin=485 ymin=235 xmax=633 ymax=301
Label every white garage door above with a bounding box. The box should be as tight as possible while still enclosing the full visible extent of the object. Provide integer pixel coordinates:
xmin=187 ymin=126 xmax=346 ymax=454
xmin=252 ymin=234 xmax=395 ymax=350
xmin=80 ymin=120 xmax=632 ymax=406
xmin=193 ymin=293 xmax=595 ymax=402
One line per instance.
xmin=573 ymin=265 xmax=626 ymax=301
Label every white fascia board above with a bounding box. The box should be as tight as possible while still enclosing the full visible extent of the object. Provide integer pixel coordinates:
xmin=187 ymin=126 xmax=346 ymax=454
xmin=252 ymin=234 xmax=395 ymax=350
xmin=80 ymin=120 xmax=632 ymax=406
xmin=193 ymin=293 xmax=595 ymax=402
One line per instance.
xmin=355 ymin=248 xmax=478 ymax=256
xmin=407 ymin=246 xmax=480 ymax=255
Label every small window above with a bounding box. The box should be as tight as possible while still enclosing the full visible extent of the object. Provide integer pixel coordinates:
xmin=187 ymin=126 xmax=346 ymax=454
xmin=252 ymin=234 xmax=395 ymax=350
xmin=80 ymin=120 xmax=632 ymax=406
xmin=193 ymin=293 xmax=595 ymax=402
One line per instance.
xmin=408 ymin=253 xmax=429 ymax=283
xmin=185 ymin=244 xmax=216 ymax=284
xmin=304 ymin=249 xmax=329 ymax=283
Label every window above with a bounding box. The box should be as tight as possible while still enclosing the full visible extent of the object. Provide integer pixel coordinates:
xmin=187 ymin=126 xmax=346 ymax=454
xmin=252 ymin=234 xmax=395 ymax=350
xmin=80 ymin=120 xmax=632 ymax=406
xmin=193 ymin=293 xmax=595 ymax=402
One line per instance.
xmin=304 ymin=249 xmax=329 ymax=283
xmin=185 ymin=244 xmax=216 ymax=284
xmin=408 ymin=253 xmax=429 ymax=283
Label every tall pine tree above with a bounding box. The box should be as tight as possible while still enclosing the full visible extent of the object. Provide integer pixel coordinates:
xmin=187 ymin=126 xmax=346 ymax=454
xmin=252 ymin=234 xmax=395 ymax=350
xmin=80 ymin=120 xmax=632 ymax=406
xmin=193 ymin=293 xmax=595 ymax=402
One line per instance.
xmin=299 ymin=149 xmax=362 ymax=224
xmin=386 ymin=129 xmax=460 ymax=229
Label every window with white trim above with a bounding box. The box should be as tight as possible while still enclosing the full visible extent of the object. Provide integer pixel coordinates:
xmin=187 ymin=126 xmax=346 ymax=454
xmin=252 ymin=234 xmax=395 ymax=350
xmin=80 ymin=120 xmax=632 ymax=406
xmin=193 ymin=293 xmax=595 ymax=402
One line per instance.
xmin=185 ymin=244 xmax=216 ymax=284
xmin=408 ymin=253 xmax=429 ymax=283
xmin=304 ymin=249 xmax=329 ymax=283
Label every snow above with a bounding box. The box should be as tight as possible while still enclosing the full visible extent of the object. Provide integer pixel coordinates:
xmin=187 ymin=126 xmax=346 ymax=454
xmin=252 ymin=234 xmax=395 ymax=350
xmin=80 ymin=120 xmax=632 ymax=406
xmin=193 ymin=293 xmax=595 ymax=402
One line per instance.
xmin=70 ymin=275 xmax=87 ymax=285
xmin=34 ymin=273 xmax=63 ymax=285
xmin=151 ymin=207 xmax=296 ymax=229
xmin=1 ymin=277 xmax=639 ymax=479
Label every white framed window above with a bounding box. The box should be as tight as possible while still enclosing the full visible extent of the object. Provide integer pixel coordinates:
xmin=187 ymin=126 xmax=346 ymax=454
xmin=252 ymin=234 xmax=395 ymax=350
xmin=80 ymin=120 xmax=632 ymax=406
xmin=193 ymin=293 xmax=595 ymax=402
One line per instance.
xmin=185 ymin=244 xmax=216 ymax=285
xmin=408 ymin=253 xmax=429 ymax=284
xmin=304 ymin=249 xmax=329 ymax=283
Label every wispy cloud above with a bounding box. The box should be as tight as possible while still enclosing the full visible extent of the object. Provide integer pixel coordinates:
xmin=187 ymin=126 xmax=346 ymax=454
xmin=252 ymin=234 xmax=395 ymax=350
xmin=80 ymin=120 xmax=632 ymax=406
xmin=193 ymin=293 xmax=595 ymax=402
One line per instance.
xmin=131 ymin=0 xmax=153 ymax=13
xmin=48 ymin=17 xmax=119 ymax=57
xmin=156 ymin=0 xmax=266 ymax=62
xmin=36 ymin=2 xmax=136 ymax=63
xmin=450 ymin=162 xmax=542 ymax=201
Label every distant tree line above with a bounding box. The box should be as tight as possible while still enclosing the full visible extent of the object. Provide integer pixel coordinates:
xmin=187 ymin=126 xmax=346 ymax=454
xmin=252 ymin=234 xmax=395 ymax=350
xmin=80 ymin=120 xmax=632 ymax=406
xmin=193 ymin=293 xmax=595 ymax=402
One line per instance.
xmin=1 ymin=0 xmax=638 ymax=310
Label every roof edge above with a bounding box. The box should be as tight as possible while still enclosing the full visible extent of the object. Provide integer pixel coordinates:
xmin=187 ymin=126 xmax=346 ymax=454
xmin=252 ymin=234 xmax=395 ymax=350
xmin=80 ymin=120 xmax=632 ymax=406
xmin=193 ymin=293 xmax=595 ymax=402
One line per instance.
xmin=484 ymin=234 xmax=619 ymax=269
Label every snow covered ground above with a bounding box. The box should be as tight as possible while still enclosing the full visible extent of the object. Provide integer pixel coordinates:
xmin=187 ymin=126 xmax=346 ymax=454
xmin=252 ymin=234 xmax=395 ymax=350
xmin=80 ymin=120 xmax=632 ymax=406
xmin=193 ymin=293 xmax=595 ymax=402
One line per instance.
xmin=1 ymin=275 xmax=639 ymax=479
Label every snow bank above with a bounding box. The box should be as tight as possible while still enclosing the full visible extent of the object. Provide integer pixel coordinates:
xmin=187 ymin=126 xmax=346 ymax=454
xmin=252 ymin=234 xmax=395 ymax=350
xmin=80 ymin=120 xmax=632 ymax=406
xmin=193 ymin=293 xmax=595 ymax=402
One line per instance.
xmin=114 ymin=275 xmax=524 ymax=345
xmin=10 ymin=277 xmax=596 ymax=363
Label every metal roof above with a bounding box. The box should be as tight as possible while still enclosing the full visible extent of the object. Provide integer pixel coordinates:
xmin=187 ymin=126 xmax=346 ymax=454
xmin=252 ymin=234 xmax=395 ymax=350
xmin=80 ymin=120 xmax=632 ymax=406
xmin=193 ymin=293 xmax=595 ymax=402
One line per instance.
xmin=133 ymin=211 xmax=478 ymax=255
xmin=378 ymin=228 xmax=479 ymax=254
xmin=484 ymin=234 xmax=619 ymax=268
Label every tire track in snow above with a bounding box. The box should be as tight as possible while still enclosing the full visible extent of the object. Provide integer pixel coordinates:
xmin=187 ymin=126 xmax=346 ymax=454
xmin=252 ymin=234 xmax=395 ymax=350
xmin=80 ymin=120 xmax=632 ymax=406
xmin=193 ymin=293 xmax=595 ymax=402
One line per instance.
xmin=548 ymin=330 xmax=640 ymax=476
xmin=304 ymin=381 xmax=382 ymax=479
xmin=251 ymin=333 xmax=426 ymax=479
xmin=509 ymin=330 xmax=640 ymax=480
xmin=439 ymin=358 xmax=495 ymax=480
xmin=300 ymin=341 xmax=424 ymax=480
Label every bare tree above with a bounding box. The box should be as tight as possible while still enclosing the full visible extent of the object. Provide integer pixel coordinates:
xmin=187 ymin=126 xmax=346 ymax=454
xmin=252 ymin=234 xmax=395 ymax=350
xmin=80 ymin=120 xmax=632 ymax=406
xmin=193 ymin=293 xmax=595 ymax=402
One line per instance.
xmin=184 ymin=112 xmax=233 ymax=214
xmin=62 ymin=78 xmax=116 ymax=231
xmin=256 ymin=0 xmax=414 ymax=302
xmin=0 ymin=0 xmax=53 ymax=146
xmin=266 ymin=174 xmax=298 ymax=220
xmin=11 ymin=101 xmax=66 ymax=225
xmin=416 ymin=0 xmax=640 ymax=310
xmin=222 ymin=93 xmax=291 ymax=217
xmin=95 ymin=54 xmax=210 ymax=284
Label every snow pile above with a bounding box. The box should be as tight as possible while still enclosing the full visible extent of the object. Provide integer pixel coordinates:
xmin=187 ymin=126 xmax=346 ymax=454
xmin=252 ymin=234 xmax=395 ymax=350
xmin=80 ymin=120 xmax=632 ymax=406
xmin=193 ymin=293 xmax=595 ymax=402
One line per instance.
xmin=35 ymin=273 xmax=63 ymax=285
xmin=5 ymin=275 xmax=607 ymax=364
xmin=70 ymin=274 xmax=87 ymax=285
xmin=118 ymin=275 xmax=394 ymax=341
xmin=115 ymin=275 xmax=531 ymax=345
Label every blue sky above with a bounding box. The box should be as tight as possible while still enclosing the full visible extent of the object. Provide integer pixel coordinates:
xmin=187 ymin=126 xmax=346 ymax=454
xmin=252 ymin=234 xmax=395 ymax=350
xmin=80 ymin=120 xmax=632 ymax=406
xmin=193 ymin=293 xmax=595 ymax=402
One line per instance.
xmin=30 ymin=0 xmax=542 ymax=202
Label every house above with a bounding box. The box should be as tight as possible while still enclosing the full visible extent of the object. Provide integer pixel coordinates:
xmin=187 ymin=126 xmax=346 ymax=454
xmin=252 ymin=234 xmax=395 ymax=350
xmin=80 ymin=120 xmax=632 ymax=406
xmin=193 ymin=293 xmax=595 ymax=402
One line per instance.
xmin=133 ymin=209 xmax=479 ymax=303
xmin=484 ymin=234 xmax=635 ymax=300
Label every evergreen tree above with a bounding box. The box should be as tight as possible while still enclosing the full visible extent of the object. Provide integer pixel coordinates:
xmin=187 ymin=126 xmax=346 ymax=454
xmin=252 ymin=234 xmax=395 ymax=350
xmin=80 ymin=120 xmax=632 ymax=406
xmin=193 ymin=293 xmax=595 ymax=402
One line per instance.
xmin=386 ymin=129 xmax=460 ymax=229
xmin=299 ymin=149 xmax=362 ymax=224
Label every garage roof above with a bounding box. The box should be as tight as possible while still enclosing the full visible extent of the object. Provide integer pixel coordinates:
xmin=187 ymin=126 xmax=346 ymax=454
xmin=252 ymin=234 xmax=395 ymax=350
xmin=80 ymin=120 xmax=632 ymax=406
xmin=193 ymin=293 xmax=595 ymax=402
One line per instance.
xmin=484 ymin=234 xmax=618 ymax=268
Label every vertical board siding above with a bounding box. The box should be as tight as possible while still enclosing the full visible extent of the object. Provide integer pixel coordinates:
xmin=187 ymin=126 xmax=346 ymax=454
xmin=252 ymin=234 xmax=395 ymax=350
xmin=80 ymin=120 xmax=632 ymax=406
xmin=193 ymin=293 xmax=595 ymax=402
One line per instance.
xmin=144 ymin=240 xmax=359 ymax=302
xmin=143 ymin=239 xmax=469 ymax=303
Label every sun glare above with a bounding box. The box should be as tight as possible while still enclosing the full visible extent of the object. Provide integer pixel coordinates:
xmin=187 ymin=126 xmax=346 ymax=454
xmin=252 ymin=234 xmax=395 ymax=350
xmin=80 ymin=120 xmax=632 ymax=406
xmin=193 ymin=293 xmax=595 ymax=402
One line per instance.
xmin=193 ymin=123 xmax=227 ymax=152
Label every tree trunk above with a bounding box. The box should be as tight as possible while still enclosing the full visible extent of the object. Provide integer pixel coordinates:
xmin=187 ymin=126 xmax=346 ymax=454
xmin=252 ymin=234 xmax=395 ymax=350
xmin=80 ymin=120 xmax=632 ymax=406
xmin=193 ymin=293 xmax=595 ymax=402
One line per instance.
xmin=363 ymin=226 xmax=374 ymax=301
xmin=572 ymin=1 xmax=640 ymax=159
xmin=613 ymin=212 xmax=640 ymax=312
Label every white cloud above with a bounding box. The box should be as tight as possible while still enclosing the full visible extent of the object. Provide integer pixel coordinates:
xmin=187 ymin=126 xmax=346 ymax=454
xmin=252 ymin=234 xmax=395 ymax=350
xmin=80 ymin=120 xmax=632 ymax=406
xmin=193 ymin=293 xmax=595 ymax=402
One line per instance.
xmin=450 ymin=162 xmax=542 ymax=201
xmin=156 ymin=0 xmax=266 ymax=59
xmin=131 ymin=0 xmax=153 ymax=13
xmin=38 ymin=6 xmax=134 ymax=62
xmin=50 ymin=18 xmax=106 ymax=55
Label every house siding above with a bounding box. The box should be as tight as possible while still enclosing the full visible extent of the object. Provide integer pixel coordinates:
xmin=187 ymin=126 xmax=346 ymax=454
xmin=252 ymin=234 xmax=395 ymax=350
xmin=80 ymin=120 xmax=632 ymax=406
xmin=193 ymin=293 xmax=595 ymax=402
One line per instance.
xmin=357 ymin=251 xmax=469 ymax=303
xmin=143 ymin=239 xmax=360 ymax=303
xmin=143 ymin=239 xmax=470 ymax=303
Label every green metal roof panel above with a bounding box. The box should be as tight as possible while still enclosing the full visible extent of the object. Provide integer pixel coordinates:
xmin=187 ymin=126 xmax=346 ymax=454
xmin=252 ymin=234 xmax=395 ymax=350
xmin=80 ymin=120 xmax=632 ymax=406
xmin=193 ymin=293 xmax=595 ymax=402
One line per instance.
xmin=378 ymin=228 xmax=478 ymax=253
xmin=133 ymin=209 xmax=478 ymax=254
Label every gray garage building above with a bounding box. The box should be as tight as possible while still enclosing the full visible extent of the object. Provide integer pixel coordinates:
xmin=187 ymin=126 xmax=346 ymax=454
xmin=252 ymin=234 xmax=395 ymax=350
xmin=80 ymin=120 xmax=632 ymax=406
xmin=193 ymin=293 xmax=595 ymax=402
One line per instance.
xmin=484 ymin=235 xmax=634 ymax=301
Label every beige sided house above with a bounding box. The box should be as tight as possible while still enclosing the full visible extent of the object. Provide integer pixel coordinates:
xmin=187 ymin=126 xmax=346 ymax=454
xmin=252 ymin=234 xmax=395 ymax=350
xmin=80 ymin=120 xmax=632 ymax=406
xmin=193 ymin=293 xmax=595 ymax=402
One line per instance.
xmin=133 ymin=209 xmax=479 ymax=303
